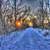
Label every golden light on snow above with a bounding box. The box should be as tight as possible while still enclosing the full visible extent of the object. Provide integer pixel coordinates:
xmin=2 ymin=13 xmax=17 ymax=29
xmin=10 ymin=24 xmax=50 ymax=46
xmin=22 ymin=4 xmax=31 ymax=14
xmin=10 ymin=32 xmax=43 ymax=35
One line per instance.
xmin=34 ymin=16 xmax=37 ymax=18
xmin=26 ymin=17 xmax=30 ymax=20
xmin=44 ymin=19 xmax=48 ymax=24
xmin=28 ymin=21 xmax=33 ymax=27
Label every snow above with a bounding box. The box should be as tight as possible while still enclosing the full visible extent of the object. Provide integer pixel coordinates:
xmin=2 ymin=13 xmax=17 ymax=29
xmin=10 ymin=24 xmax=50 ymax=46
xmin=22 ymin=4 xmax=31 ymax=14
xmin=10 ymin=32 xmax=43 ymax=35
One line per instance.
xmin=0 ymin=27 xmax=50 ymax=50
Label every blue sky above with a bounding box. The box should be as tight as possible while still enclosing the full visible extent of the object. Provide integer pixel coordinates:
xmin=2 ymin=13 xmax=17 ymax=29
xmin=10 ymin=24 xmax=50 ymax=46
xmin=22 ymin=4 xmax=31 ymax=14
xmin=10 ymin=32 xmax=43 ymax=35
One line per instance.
xmin=3 ymin=0 xmax=50 ymax=9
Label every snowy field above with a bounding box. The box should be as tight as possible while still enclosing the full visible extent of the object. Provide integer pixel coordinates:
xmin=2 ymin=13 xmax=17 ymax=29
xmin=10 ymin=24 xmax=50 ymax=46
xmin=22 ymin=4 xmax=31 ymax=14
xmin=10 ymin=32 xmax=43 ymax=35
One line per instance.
xmin=0 ymin=27 xmax=50 ymax=50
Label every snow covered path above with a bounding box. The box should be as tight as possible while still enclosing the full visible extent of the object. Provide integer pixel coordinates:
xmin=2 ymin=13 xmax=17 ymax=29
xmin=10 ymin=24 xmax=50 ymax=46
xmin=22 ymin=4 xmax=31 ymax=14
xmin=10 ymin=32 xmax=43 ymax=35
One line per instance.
xmin=0 ymin=27 xmax=50 ymax=50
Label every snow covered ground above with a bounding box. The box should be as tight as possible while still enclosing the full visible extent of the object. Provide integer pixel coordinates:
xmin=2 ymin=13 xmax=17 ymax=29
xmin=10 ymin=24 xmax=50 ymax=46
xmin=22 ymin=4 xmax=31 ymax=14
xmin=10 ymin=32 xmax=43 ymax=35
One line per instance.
xmin=0 ymin=27 xmax=50 ymax=50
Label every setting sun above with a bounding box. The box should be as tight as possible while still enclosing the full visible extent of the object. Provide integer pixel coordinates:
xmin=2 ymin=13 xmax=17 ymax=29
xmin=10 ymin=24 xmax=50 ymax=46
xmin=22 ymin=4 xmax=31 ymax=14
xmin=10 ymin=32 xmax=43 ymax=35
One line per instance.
xmin=15 ymin=20 xmax=22 ymax=28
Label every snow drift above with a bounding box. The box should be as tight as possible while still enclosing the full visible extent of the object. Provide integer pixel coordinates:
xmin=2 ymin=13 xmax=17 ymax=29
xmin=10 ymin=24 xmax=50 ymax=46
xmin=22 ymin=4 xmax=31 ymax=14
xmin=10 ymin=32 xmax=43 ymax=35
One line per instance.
xmin=0 ymin=27 xmax=50 ymax=50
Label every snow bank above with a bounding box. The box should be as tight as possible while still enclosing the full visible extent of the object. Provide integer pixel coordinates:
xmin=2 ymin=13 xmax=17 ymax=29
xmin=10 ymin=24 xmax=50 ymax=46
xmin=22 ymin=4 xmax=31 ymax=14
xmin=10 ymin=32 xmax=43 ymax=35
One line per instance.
xmin=0 ymin=27 xmax=50 ymax=50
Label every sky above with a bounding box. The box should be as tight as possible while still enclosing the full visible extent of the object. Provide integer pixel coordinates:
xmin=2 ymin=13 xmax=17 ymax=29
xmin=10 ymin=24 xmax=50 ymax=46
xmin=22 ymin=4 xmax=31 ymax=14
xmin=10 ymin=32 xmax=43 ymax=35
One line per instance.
xmin=1 ymin=0 xmax=50 ymax=14
xmin=19 ymin=0 xmax=50 ymax=13
xmin=2 ymin=0 xmax=50 ymax=10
